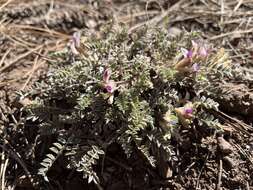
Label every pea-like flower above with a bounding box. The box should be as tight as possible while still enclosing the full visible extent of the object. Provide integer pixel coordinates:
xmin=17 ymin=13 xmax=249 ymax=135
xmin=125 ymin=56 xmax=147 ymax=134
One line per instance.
xmin=198 ymin=46 xmax=208 ymax=58
xmin=187 ymin=50 xmax=193 ymax=59
xmin=104 ymin=82 xmax=116 ymax=94
xmin=103 ymin=68 xmax=116 ymax=94
xmin=69 ymin=31 xmax=81 ymax=55
xmin=181 ymin=48 xmax=193 ymax=59
xmin=175 ymin=40 xmax=208 ymax=73
xmin=182 ymin=107 xmax=193 ymax=119
xmin=175 ymin=103 xmax=194 ymax=127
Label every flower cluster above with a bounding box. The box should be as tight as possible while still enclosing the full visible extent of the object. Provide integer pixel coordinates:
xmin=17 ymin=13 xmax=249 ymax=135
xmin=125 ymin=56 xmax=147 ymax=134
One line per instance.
xmin=175 ymin=41 xmax=208 ymax=73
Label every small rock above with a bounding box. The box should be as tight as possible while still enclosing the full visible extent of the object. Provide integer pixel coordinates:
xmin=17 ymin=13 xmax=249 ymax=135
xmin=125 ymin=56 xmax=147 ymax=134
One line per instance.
xmin=86 ymin=19 xmax=97 ymax=29
xmin=168 ymin=27 xmax=182 ymax=37
xmin=223 ymin=156 xmax=236 ymax=169
xmin=217 ymin=136 xmax=233 ymax=155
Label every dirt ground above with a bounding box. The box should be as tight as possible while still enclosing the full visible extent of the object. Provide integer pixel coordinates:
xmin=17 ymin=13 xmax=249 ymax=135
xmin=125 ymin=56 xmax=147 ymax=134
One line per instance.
xmin=0 ymin=0 xmax=253 ymax=190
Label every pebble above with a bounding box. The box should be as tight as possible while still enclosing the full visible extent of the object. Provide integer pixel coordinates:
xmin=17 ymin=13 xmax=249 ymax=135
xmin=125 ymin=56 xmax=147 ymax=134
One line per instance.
xmin=217 ymin=136 xmax=233 ymax=155
xmin=223 ymin=156 xmax=236 ymax=169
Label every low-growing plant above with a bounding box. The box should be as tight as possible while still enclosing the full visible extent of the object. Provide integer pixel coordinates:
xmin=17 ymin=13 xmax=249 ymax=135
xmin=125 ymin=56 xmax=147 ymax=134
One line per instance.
xmin=25 ymin=26 xmax=237 ymax=187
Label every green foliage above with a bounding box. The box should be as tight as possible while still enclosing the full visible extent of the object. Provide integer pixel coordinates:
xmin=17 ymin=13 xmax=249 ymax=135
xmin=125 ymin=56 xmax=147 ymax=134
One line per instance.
xmin=72 ymin=145 xmax=104 ymax=184
xmin=38 ymin=139 xmax=66 ymax=182
xmin=26 ymin=26 xmax=236 ymax=186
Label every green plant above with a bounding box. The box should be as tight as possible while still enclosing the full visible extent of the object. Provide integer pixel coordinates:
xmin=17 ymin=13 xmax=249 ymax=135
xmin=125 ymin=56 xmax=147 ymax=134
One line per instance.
xmin=25 ymin=26 xmax=236 ymax=187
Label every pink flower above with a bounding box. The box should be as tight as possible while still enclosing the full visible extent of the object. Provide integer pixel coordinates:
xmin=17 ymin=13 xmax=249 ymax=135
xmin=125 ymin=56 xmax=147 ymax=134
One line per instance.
xmin=181 ymin=48 xmax=193 ymax=59
xmin=190 ymin=40 xmax=208 ymax=59
xmin=187 ymin=50 xmax=193 ymax=59
xmin=198 ymin=46 xmax=208 ymax=58
xmin=104 ymin=83 xmax=114 ymax=93
xmin=102 ymin=68 xmax=116 ymax=94
xmin=183 ymin=107 xmax=193 ymax=119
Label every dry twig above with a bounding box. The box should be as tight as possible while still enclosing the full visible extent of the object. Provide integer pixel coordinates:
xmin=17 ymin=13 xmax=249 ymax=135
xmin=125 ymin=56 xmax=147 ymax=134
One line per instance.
xmin=216 ymin=158 xmax=222 ymax=190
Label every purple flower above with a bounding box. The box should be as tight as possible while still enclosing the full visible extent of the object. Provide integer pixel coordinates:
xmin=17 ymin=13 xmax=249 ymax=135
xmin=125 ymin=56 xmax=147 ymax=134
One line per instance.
xmin=187 ymin=50 xmax=193 ymax=59
xmin=104 ymin=84 xmax=113 ymax=93
xmin=181 ymin=48 xmax=193 ymax=59
xmin=102 ymin=68 xmax=116 ymax=94
xmin=190 ymin=40 xmax=209 ymax=59
xmin=104 ymin=81 xmax=116 ymax=94
xmin=69 ymin=31 xmax=81 ymax=55
xmin=184 ymin=107 xmax=193 ymax=115
xmin=182 ymin=107 xmax=194 ymax=119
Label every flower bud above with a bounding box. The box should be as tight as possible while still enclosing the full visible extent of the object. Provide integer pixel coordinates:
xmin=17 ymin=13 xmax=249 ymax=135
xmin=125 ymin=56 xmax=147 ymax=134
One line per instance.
xmin=103 ymin=68 xmax=111 ymax=83
xmin=198 ymin=46 xmax=208 ymax=58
